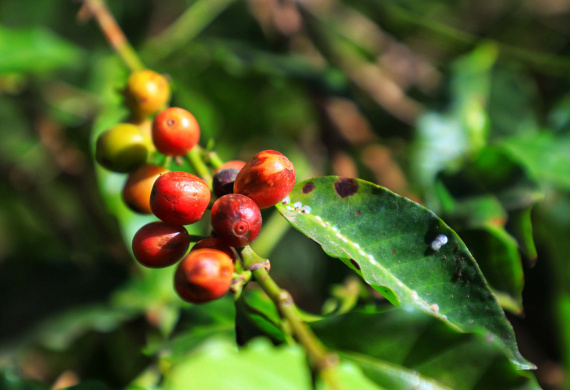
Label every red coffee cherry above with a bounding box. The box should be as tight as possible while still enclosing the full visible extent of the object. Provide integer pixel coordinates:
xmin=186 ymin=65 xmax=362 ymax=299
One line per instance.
xmin=214 ymin=160 xmax=246 ymax=174
xmin=212 ymin=168 xmax=239 ymax=198
xmin=192 ymin=238 xmax=236 ymax=262
xmin=122 ymin=164 xmax=168 ymax=214
xmin=124 ymin=69 xmax=171 ymax=117
xmin=233 ymin=150 xmax=295 ymax=209
xmin=152 ymin=107 xmax=200 ymax=156
xmin=150 ymin=171 xmax=210 ymax=225
xmin=132 ymin=221 xmax=190 ymax=268
xmin=211 ymin=194 xmax=262 ymax=248
xmin=174 ymin=248 xmax=234 ymax=304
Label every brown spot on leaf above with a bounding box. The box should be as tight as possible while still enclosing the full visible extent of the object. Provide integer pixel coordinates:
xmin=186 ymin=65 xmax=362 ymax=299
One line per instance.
xmin=302 ymin=182 xmax=315 ymax=194
xmin=350 ymin=259 xmax=361 ymax=271
xmin=355 ymin=210 xmax=361 ymax=216
xmin=391 ymin=249 xmax=396 ymax=255
xmin=334 ymin=177 xmax=358 ymax=198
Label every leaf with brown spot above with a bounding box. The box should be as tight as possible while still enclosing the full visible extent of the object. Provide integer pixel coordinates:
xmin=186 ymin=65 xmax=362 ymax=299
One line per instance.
xmin=277 ymin=176 xmax=533 ymax=370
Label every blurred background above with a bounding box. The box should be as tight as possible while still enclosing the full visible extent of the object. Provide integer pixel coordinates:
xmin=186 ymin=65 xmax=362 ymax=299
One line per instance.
xmin=1 ymin=0 xmax=570 ymax=388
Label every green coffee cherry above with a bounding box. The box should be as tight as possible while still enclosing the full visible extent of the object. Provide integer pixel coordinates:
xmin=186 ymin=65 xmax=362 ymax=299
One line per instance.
xmin=95 ymin=123 xmax=149 ymax=173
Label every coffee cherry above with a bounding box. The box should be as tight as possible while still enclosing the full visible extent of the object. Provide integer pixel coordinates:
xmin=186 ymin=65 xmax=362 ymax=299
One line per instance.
xmin=124 ymin=69 xmax=170 ymax=117
xmin=234 ymin=150 xmax=295 ymax=209
xmin=174 ymin=248 xmax=234 ymax=304
xmin=150 ymin=171 xmax=210 ymax=225
xmin=132 ymin=221 xmax=190 ymax=268
xmin=95 ymin=123 xmax=149 ymax=173
xmin=192 ymin=238 xmax=236 ymax=262
xmin=214 ymin=160 xmax=246 ymax=174
xmin=152 ymin=107 xmax=200 ymax=156
xmin=211 ymin=194 xmax=262 ymax=248
xmin=129 ymin=117 xmax=156 ymax=153
xmin=212 ymin=168 xmax=239 ymax=198
xmin=122 ymin=164 xmax=168 ymax=214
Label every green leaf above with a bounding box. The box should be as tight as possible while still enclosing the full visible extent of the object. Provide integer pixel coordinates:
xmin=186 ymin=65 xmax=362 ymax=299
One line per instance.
xmin=312 ymin=309 xmax=540 ymax=390
xmin=0 ymin=26 xmax=82 ymax=74
xmin=457 ymin=226 xmax=524 ymax=314
xmin=317 ymin=361 xmax=386 ymax=390
xmin=506 ymin=207 xmax=538 ymax=264
xmin=235 ymin=288 xmax=288 ymax=344
xmin=439 ymin=147 xmax=543 ymax=211
xmin=32 ymin=304 xmax=136 ymax=351
xmin=277 ymin=176 xmax=533 ymax=369
xmin=501 ymin=131 xmax=570 ymax=190
xmin=145 ymin=297 xmax=235 ymax=360
xmin=163 ymin=338 xmax=312 ymax=390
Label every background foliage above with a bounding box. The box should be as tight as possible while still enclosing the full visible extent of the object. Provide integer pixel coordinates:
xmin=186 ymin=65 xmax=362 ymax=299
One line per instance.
xmin=1 ymin=0 xmax=570 ymax=389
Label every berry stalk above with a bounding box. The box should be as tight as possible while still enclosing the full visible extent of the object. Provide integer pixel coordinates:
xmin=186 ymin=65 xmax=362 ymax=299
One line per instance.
xmin=185 ymin=146 xmax=213 ymax=186
xmin=237 ymin=246 xmax=343 ymax=390
xmin=80 ymin=0 xmax=145 ymax=72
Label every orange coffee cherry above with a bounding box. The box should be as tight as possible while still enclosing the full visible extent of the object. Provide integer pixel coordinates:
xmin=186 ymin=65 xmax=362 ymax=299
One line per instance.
xmin=234 ymin=150 xmax=295 ymax=209
xmin=174 ymin=248 xmax=235 ymax=304
xmin=124 ymin=69 xmax=170 ymax=117
xmin=122 ymin=164 xmax=168 ymax=214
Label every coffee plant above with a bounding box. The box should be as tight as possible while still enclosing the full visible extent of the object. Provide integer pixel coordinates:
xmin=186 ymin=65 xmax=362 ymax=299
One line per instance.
xmin=2 ymin=0 xmax=570 ymax=389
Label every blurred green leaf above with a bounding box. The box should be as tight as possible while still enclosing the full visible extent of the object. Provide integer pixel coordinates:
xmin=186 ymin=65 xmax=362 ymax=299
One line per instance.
xmin=146 ymin=297 xmax=235 ymax=360
xmin=0 ymin=26 xmax=82 ymax=74
xmin=501 ymin=131 xmax=570 ymax=190
xmin=64 ymin=382 xmax=111 ymax=390
xmin=0 ymin=369 xmax=46 ymax=390
xmin=235 ymin=288 xmax=287 ymax=344
xmin=506 ymin=207 xmax=538 ymax=264
xmin=458 ymin=226 xmax=524 ymax=314
xmin=163 ymin=338 xmax=312 ymax=390
xmin=32 ymin=304 xmax=136 ymax=351
xmin=312 ymin=309 xmax=540 ymax=390
xmin=439 ymin=147 xmax=543 ymax=211
xmin=277 ymin=177 xmax=533 ymax=369
xmin=317 ymin=361 xmax=385 ymax=390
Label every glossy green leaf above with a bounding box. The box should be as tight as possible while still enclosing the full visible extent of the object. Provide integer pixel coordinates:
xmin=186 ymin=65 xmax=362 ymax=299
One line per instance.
xmin=0 ymin=26 xmax=82 ymax=74
xmin=277 ymin=176 xmax=533 ymax=369
xmin=163 ymin=338 xmax=312 ymax=390
xmin=312 ymin=309 xmax=540 ymax=390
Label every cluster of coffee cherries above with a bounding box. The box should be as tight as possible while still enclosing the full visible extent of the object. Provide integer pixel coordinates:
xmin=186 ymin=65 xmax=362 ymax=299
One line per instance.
xmin=95 ymin=69 xmax=296 ymax=304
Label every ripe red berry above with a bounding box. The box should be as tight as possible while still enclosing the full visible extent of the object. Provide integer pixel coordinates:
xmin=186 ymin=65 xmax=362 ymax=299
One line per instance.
xmin=212 ymin=168 xmax=239 ymax=198
xmin=124 ymin=70 xmax=171 ymax=117
xmin=233 ymin=150 xmax=295 ymax=209
xmin=152 ymin=107 xmax=200 ymax=156
xmin=150 ymin=171 xmax=210 ymax=225
xmin=174 ymin=248 xmax=234 ymax=304
xmin=132 ymin=221 xmax=190 ymax=268
xmin=122 ymin=164 xmax=168 ymax=214
xmin=214 ymin=160 xmax=246 ymax=174
xmin=211 ymin=194 xmax=262 ymax=248
xmin=191 ymin=238 xmax=236 ymax=262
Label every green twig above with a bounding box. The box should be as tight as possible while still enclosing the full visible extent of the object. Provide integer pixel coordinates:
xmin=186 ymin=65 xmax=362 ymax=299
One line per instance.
xmin=141 ymin=0 xmax=237 ymax=62
xmin=237 ymin=246 xmax=343 ymax=390
xmin=204 ymin=150 xmax=225 ymax=170
xmin=80 ymin=0 xmax=145 ymax=72
xmin=185 ymin=146 xmax=213 ymax=186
